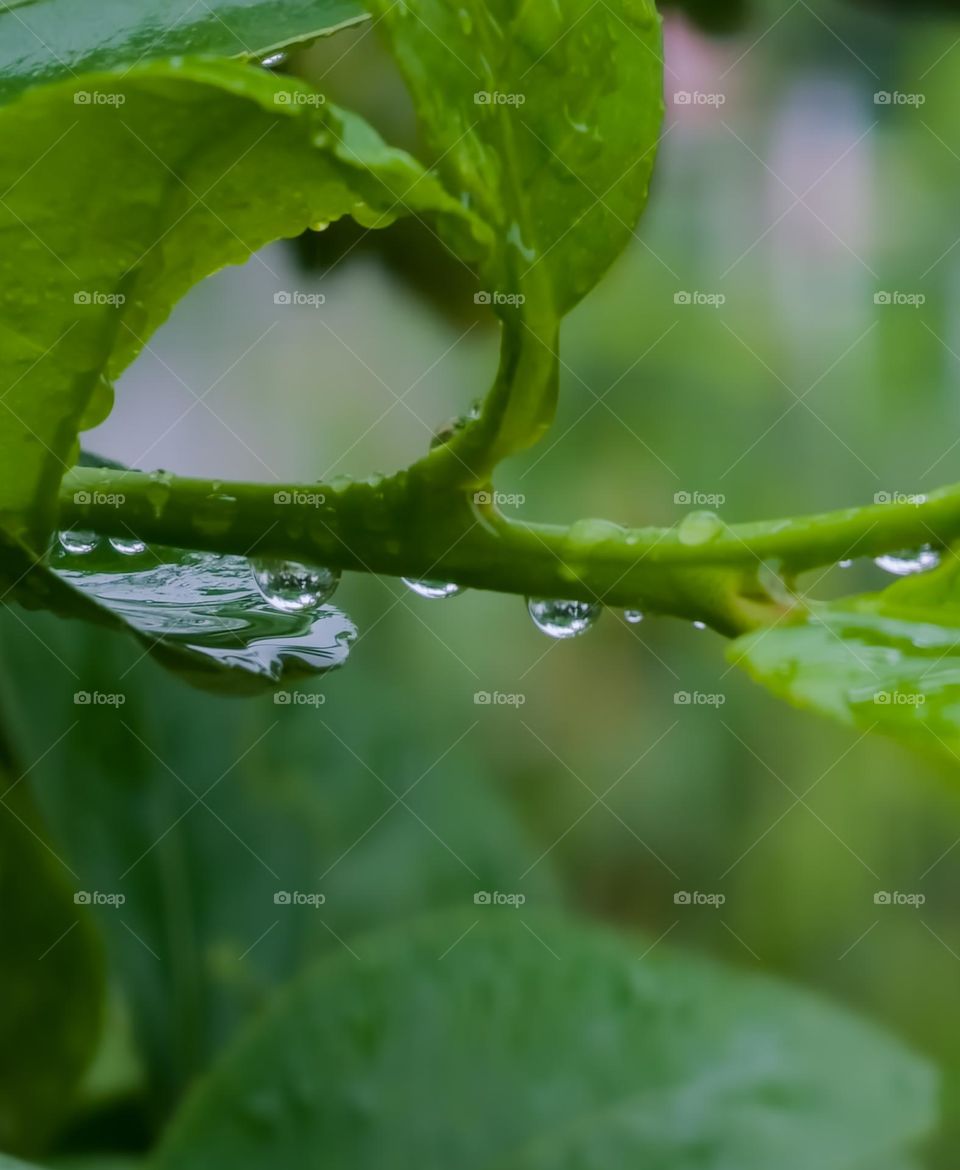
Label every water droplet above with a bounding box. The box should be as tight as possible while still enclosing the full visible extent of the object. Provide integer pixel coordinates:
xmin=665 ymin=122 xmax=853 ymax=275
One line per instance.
xmin=677 ymin=510 xmax=724 ymax=547
xmin=623 ymin=609 xmax=644 ymax=624
xmin=527 ymin=598 xmax=601 ymax=639
xmin=693 ymin=621 xmax=707 ymax=630
xmin=109 ymin=536 xmax=147 ymax=556
xmin=874 ymin=546 xmax=940 ymax=576
xmin=259 ymin=51 xmax=288 ymax=69
xmin=838 ymin=559 xmax=854 ymax=569
xmin=401 ymin=578 xmax=463 ymax=599
xmin=59 ymin=529 xmax=100 ymax=555
xmin=251 ymin=557 xmax=340 ymax=612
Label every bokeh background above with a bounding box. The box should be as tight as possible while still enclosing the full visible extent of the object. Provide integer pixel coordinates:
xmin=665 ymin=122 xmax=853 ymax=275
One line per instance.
xmin=9 ymin=0 xmax=960 ymax=1162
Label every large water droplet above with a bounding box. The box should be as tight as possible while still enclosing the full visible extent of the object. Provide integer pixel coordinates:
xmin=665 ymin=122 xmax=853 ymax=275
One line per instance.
xmin=677 ymin=510 xmax=724 ymax=547
xmin=402 ymin=578 xmax=463 ymax=599
xmin=874 ymin=546 xmax=940 ymax=576
xmin=623 ymin=609 xmax=644 ymax=624
xmin=527 ymin=598 xmax=601 ymax=639
xmin=251 ymin=557 xmax=340 ymax=612
xmin=109 ymin=536 xmax=147 ymax=556
xmin=59 ymin=529 xmax=100 ymax=555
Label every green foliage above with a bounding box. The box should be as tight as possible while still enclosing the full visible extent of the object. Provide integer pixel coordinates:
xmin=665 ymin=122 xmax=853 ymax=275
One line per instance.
xmin=0 ymin=730 xmax=104 ymax=1156
xmin=731 ymin=553 xmax=960 ymax=759
xmin=0 ymin=0 xmax=367 ymax=104
xmin=152 ymin=912 xmax=935 ymax=1170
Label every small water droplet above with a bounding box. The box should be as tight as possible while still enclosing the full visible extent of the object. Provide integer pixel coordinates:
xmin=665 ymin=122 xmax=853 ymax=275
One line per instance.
xmin=59 ymin=529 xmax=100 ymax=555
xmin=677 ymin=510 xmax=724 ymax=547
xmin=251 ymin=557 xmax=340 ymax=613
xmin=693 ymin=621 xmax=707 ymax=631
xmin=109 ymin=536 xmax=147 ymax=556
xmin=838 ymin=559 xmax=854 ymax=569
xmin=527 ymin=598 xmax=601 ymax=639
xmin=623 ymin=609 xmax=644 ymax=624
xmin=874 ymin=546 xmax=940 ymax=576
xmin=259 ymin=51 xmax=288 ymax=69
xmin=401 ymin=578 xmax=463 ymax=599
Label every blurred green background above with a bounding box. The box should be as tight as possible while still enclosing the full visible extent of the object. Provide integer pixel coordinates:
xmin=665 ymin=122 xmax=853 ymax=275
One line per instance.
xmin=8 ymin=0 xmax=960 ymax=1163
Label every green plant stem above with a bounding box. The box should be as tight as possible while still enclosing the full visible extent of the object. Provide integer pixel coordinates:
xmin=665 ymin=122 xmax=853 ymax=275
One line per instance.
xmin=58 ymin=467 xmax=960 ymax=636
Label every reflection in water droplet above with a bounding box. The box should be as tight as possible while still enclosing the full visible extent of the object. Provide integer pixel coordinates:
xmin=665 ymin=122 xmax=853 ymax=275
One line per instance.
xmin=623 ymin=609 xmax=644 ymax=624
xmin=59 ymin=529 xmax=100 ymax=555
xmin=53 ymin=550 xmax=356 ymax=689
xmin=259 ymin=51 xmax=288 ymax=68
xmin=528 ymin=598 xmax=601 ymax=639
xmin=838 ymin=559 xmax=853 ymax=569
xmin=693 ymin=621 xmax=707 ymax=630
xmin=251 ymin=557 xmax=340 ymax=613
xmin=109 ymin=537 xmax=147 ymax=556
xmin=402 ymin=578 xmax=463 ymax=599
xmin=677 ymin=510 xmax=724 ymax=546
xmin=874 ymin=546 xmax=940 ymax=577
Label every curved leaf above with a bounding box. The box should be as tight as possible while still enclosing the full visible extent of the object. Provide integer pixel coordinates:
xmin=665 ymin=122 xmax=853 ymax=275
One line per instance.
xmin=153 ymin=913 xmax=935 ymax=1170
xmin=0 ymin=0 xmax=367 ymax=105
xmin=365 ymin=0 xmax=665 ymax=314
xmin=0 ymin=58 xmax=487 ymax=550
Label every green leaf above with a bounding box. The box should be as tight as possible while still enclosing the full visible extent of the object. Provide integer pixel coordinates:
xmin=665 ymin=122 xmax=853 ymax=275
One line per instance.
xmin=364 ymin=0 xmax=665 ymax=315
xmin=0 ymin=0 xmax=367 ymax=106
xmin=729 ymin=555 xmax=960 ymax=758
xmin=152 ymin=913 xmax=935 ymax=1169
xmin=0 ymin=610 xmax=559 ymax=1112
xmin=0 ymin=725 xmax=104 ymax=1156
xmin=0 ymin=58 xmax=487 ymax=550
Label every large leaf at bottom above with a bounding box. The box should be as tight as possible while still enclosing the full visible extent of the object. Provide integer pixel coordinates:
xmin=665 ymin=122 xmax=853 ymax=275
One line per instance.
xmin=730 ymin=556 xmax=960 ymax=759
xmin=0 ymin=58 xmax=486 ymax=549
xmin=152 ymin=913 xmax=935 ymax=1170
